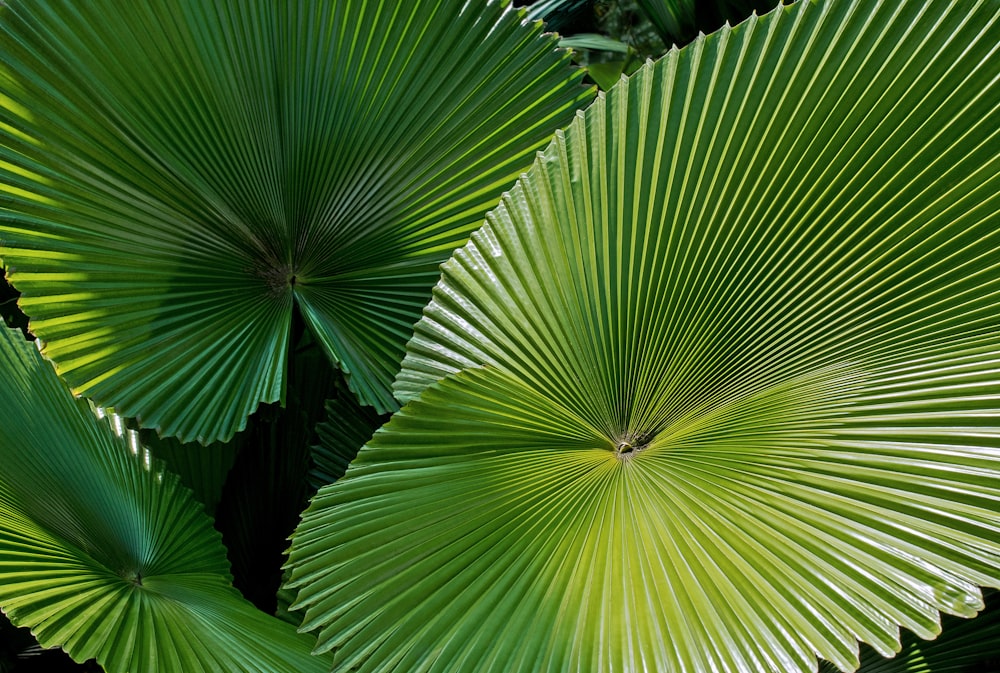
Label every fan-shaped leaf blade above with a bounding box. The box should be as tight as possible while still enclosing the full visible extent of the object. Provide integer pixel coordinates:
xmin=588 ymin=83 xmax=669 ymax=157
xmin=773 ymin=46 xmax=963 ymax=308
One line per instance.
xmin=0 ymin=326 xmax=330 ymax=673
xmin=0 ymin=0 xmax=592 ymax=442
xmin=291 ymin=0 xmax=1000 ymax=670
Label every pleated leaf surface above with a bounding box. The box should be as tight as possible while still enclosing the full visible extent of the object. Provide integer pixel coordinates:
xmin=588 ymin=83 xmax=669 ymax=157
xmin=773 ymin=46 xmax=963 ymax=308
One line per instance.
xmin=0 ymin=0 xmax=591 ymax=442
xmin=289 ymin=0 xmax=1000 ymax=671
xmin=820 ymin=591 xmax=1000 ymax=673
xmin=310 ymin=393 xmax=387 ymax=489
xmin=635 ymin=0 xmax=699 ymax=44
xmin=0 ymin=326 xmax=330 ymax=673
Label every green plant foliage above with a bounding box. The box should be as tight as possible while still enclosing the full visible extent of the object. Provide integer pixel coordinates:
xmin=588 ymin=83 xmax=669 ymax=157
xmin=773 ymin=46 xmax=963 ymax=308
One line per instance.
xmin=526 ymin=0 xmax=594 ymax=32
xmin=310 ymin=393 xmax=387 ymax=489
xmin=289 ymin=0 xmax=1000 ymax=670
xmin=136 ymin=431 xmax=240 ymax=519
xmin=2 ymin=0 xmax=999 ymax=670
xmin=820 ymin=591 xmax=1000 ymax=673
xmin=0 ymin=275 xmax=27 ymax=338
xmin=635 ymin=0 xmax=698 ymax=42
xmin=557 ymin=32 xmax=646 ymax=90
xmin=0 ymin=0 xmax=592 ymax=443
xmin=635 ymin=0 xmax=791 ymax=47
xmin=0 ymin=325 xmax=330 ymax=673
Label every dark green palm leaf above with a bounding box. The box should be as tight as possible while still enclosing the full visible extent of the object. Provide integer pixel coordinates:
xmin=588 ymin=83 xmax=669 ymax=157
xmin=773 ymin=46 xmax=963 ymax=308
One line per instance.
xmin=310 ymin=392 xmax=387 ymax=489
xmin=636 ymin=0 xmax=788 ymax=47
xmin=635 ymin=0 xmax=699 ymax=44
xmin=138 ymin=431 xmax=240 ymax=517
xmin=289 ymin=0 xmax=1000 ymax=670
xmin=0 ymin=0 xmax=591 ymax=443
xmin=0 ymin=325 xmax=330 ymax=672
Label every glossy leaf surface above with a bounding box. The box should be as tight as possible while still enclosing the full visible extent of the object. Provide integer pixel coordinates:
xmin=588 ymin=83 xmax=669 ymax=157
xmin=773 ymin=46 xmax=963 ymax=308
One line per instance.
xmin=290 ymin=1 xmax=1000 ymax=671
xmin=0 ymin=0 xmax=591 ymax=442
xmin=0 ymin=326 xmax=329 ymax=673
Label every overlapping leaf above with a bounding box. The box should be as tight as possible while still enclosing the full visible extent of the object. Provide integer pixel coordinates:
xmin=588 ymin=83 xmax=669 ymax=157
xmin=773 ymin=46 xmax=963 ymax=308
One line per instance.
xmin=636 ymin=0 xmax=785 ymax=46
xmin=0 ymin=325 xmax=329 ymax=673
xmin=289 ymin=0 xmax=1000 ymax=671
xmin=0 ymin=0 xmax=591 ymax=442
xmin=310 ymin=393 xmax=386 ymax=489
xmin=636 ymin=0 xmax=699 ymax=44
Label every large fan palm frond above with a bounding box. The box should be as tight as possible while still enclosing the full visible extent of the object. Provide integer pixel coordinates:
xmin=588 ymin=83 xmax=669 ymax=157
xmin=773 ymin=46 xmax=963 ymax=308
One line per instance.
xmin=0 ymin=0 xmax=591 ymax=443
xmin=0 ymin=325 xmax=330 ymax=673
xmin=288 ymin=0 xmax=1000 ymax=671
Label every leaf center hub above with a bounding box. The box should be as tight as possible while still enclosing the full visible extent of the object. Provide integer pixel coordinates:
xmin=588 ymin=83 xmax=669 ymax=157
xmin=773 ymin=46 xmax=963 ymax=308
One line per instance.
xmin=613 ymin=432 xmax=652 ymax=459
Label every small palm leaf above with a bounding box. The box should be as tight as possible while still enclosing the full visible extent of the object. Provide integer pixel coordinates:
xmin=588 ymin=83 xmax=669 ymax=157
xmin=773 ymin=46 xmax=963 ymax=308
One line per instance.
xmin=635 ymin=0 xmax=699 ymax=44
xmin=139 ymin=430 xmax=240 ymax=516
xmin=289 ymin=0 xmax=1000 ymax=671
xmin=636 ymin=0 xmax=785 ymax=46
xmin=0 ymin=325 xmax=330 ymax=673
xmin=0 ymin=0 xmax=591 ymax=443
xmin=310 ymin=393 xmax=387 ymax=489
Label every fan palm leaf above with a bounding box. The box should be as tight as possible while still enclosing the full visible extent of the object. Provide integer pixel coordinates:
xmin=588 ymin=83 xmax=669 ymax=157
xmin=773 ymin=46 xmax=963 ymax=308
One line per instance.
xmin=0 ymin=0 xmax=591 ymax=443
xmin=0 ymin=325 xmax=330 ymax=673
xmin=288 ymin=0 xmax=1000 ymax=670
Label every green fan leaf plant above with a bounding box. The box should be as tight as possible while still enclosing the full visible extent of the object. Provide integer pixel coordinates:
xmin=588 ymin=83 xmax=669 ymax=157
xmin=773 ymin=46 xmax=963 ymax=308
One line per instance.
xmin=289 ymin=0 xmax=1000 ymax=671
xmin=0 ymin=326 xmax=331 ymax=673
xmin=0 ymin=0 xmax=591 ymax=443
xmin=3 ymin=0 xmax=1000 ymax=671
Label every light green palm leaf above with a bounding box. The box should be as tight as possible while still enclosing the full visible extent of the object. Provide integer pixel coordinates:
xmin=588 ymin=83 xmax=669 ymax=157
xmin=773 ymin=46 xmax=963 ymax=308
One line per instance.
xmin=0 ymin=325 xmax=329 ymax=672
xmin=0 ymin=0 xmax=591 ymax=443
xmin=820 ymin=592 xmax=1000 ymax=672
xmin=289 ymin=0 xmax=1000 ymax=671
